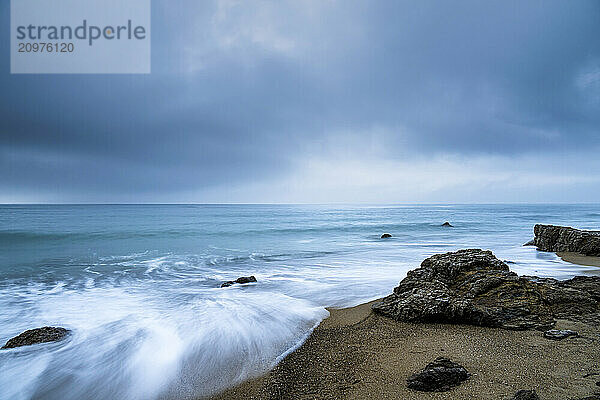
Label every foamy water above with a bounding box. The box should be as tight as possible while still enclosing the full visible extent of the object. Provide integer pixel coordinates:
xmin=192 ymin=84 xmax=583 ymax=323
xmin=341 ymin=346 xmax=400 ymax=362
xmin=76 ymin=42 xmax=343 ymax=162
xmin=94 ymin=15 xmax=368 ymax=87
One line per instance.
xmin=1 ymin=204 xmax=599 ymax=399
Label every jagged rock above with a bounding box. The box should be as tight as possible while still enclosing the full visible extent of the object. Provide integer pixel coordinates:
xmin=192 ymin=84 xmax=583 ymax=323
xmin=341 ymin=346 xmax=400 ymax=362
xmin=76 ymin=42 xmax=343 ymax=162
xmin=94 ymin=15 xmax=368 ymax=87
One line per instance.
xmin=511 ymin=390 xmax=540 ymax=400
xmin=2 ymin=327 xmax=70 ymax=349
xmin=221 ymin=276 xmax=257 ymax=288
xmin=372 ymin=249 xmax=600 ymax=330
xmin=441 ymin=222 xmax=453 ymax=227
xmin=543 ymin=329 xmax=578 ymax=340
xmin=531 ymin=224 xmax=600 ymax=256
xmin=381 ymin=233 xmax=392 ymax=239
xmin=406 ymin=357 xmax=469 ymax=392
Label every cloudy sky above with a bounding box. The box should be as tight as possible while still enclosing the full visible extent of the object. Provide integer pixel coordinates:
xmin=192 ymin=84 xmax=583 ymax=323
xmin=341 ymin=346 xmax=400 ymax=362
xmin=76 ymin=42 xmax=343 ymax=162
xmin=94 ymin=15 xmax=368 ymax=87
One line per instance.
xmin=1 ymin=0 xmax=599 ymax=203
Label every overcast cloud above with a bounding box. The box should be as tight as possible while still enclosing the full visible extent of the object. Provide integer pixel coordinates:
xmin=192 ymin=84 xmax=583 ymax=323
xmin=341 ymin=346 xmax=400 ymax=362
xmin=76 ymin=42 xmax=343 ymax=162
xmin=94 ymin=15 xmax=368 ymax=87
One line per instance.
xmin=1 ymin=0 xmax=599 ymax=203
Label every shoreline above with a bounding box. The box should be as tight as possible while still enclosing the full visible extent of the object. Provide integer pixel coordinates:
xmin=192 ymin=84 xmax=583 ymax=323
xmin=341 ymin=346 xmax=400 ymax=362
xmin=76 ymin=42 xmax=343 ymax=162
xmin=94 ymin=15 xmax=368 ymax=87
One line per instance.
xmin=558 ymin=251 xmax=600 ymax=269
xmin=213 ymin=300 xmax=600 ymax=400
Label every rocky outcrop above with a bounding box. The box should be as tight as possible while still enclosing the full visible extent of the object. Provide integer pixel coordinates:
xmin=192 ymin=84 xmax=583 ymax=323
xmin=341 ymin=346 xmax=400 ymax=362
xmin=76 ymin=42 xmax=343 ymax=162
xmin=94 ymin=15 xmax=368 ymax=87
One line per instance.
xmin=441 ymin=222 xmax=453 ymax=227
xmin=406 ymin=357 xmax=469 ymax=392
xmin=372 ymin=249 xmax=600 ymax=330
xmin=529 ymin=224 xmax=600 ymax=256
xmin=2 ymin=327 xmax=70 ymax=349
xmin=380 ymin=233 xmax=392 ymax=239
xmin=221 ymin=276 xmax=257 ymax=288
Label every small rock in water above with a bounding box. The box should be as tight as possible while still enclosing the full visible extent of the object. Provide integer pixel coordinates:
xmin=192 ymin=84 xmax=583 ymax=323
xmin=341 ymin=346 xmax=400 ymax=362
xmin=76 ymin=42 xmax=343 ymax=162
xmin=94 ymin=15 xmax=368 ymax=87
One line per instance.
xmin=523 ymin=239 xmax=536 ymax=246
xmin=543 ymin=329 xmax=578 ymax=340
xmin=511 ymin=390 xmax=540 ymax=400
xmin=441 ymin=222 xmax=453 ymax=227
xmin=2 ymin=327 xmax=70 ymax=349
xmin=380 ymin=233 xmax=392 ymax=239
xmin=406 ymin=356 xmax=469 ymax=392
xmin=221 ymin=276 xmax=257 ymax=288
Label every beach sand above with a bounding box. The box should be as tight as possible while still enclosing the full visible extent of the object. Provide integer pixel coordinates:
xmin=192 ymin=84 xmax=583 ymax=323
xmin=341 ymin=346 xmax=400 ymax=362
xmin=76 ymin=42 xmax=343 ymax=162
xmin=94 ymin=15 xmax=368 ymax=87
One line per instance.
xmin=558 ymin=252 xmax=600 ymax=269
xmin=213 ymin=300 xmax=600 ymax=400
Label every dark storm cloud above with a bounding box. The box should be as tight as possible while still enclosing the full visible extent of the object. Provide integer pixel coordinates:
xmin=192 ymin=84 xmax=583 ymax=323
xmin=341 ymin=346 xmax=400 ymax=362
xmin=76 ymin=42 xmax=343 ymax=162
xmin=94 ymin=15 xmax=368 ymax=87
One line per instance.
xmin=1 ymin=0 xmax=599 ymax=201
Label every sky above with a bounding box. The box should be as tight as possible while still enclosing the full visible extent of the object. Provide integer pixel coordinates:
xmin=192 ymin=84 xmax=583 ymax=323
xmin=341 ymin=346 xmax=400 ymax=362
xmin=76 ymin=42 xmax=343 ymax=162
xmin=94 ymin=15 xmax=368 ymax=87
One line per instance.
xmin=1 ymin=0 xmax=599 ymax=203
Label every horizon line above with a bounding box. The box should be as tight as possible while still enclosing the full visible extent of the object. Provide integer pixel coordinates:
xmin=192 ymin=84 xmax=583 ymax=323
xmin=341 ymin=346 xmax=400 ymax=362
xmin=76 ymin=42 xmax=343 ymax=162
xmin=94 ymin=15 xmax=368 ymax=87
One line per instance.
xmin=1 ymin=202 xmax=600 ymax=206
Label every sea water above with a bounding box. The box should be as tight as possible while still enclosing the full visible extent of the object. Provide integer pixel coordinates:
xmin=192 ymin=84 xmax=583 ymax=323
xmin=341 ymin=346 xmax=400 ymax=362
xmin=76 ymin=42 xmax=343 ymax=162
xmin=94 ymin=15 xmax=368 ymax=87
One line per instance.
xmin=1 ymin=204 xmax=599 ymax=399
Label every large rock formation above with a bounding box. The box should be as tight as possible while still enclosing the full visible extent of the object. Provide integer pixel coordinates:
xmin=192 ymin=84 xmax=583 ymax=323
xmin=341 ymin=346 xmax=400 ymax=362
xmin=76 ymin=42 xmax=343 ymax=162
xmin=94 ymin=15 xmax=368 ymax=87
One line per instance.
xmin=372 ymin=249 xmax=600 ymax=330
xmin=2 ymin=327 xmax=70 ymax=349
xmin=529 ymin=224 xmax=600 ymax=256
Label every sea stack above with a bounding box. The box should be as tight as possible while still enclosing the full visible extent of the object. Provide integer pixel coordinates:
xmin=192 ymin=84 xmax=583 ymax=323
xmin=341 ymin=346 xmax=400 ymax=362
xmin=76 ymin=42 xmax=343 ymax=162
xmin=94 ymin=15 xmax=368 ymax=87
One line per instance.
xmin=528 ymin=224 xmax=600 ymax=256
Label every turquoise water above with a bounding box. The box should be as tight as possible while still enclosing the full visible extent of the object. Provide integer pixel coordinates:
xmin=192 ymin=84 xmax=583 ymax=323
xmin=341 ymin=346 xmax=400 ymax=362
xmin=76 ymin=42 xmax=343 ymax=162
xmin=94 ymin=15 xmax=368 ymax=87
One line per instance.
xmin=1 ymin=204 xmax=599 ymax=399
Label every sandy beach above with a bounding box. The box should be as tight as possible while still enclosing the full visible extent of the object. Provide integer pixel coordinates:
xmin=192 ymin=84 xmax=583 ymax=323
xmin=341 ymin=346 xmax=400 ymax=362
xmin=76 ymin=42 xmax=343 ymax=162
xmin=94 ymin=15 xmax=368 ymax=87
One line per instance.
xmin=214 ymin=299 xmax=600 ymax=400
xmin=558 ymin=252 xmax=600 ymax=269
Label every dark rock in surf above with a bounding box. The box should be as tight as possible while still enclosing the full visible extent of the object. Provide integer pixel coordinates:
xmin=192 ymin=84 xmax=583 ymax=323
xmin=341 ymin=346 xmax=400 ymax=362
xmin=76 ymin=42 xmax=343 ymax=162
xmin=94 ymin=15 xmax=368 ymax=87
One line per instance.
xmin=406 ymin=357 xmax=469 ymax=392
xmin=523 ymin=239 xmax=536 ymax=246
xmin=381 ymin=233 xmax=392 ymax=239
xmin=543 ymin=329 xmax=578 ymax=340
xmin=511 ymin=390 xmax=540 ymax=400
xmin=2 ymin=327 xmax=70 ymax=349
xmin=372 ymin=249 xmax=600 ymax=329
xmin=221 ymin=276 xmax=257 ymax=288
xmin=441 ymin=222 xmax=453 ymax=227
xmin=530 ymin=224 xmax=600 ymax=256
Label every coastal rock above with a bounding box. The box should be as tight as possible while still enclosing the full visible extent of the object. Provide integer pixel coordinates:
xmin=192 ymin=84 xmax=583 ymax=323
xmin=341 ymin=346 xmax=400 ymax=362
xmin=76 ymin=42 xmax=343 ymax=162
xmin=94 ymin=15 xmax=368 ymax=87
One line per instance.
xmin=543 ymin=329 xmax=578 ymax=340
xmin=2 ymin=327 xmax=70 ymax=349
xmin=511 ymin=390 xmax=540 ymax=400
xmin=441 ymin=222 xmax=453 ymax=227
xmin=531 ymin=224 xmax=600 ymax=256
xmin=372 ymin=249 xmax=600 ymax=329
xmin=381 ymin=233 xmax=392 ymax=239
xmin=406 ymin=357 xmax=469 ymax=392
xmin=221 ymin=276 xmax=257 ymax=288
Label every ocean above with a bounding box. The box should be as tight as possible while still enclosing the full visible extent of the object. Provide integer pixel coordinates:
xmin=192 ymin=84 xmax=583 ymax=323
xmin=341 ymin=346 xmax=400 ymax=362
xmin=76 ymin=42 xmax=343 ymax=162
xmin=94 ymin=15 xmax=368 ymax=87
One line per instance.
xmin=1 ymin=204 xmax=599 ymax=399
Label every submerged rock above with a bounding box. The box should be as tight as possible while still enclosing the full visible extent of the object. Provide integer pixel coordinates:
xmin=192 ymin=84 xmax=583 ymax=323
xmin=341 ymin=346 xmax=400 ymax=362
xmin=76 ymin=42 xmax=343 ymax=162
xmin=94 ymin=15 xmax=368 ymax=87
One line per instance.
xmin=372 ymin=249 xmax=600 ymax=329
xmin=441 ymin=222 xmax=453 ymax=227
xmin=380 ymin=233 xmax=392 ymax=239
xmin=221 ymin=276 xmax=257 ymax=288
xmin=530 ymin=224 xmax=600 ymax=256
xmin=543 ymin=329 xmax=578 ymax=340
xmin=511 ymin=390 xmax=540 ymax=400
xmin=406 ymin=357 xmax=469 ymax=392
xmin=2 ymin=327 xmax=70 ymax=349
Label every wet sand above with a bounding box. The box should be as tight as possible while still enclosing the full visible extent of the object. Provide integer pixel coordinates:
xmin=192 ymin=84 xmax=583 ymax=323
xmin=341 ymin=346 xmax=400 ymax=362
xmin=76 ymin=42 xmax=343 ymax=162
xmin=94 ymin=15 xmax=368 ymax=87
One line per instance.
xmin=212 ymin=300 xmax=600 ymax=400
xmin=558 ymin=252 xmax=600 ymax=269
